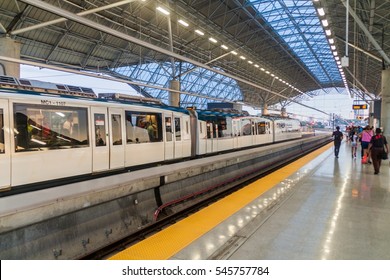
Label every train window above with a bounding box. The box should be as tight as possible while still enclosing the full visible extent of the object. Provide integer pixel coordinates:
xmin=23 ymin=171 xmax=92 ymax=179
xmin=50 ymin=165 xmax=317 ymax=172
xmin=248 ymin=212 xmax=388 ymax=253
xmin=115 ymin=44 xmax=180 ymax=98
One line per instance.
xmin=125 ymin=111 xmax=162 ymax=143
xmin=0 ymin=109 xmax=4 ymax=153
xmin=94 ymin=114 xmax=106 ymax=146
xmin=206 ymin=122 xmax=212 ymax=139
xmin=241 ymin=119 xmax=251 ymax=136
xmin=258 ymin=122 xmax=268 ymax=134
xmin=165 ymin=117 xmax=172 ymax=142
xmin=175 ymin=117 xmax=181 ymax=141
xmin=218 ymin=118 xmax=232 ymax=138
xmin=13 ymin=104 xmax=89 ymax=152
xmin=111 ymin=114 xmax=122 ymax=145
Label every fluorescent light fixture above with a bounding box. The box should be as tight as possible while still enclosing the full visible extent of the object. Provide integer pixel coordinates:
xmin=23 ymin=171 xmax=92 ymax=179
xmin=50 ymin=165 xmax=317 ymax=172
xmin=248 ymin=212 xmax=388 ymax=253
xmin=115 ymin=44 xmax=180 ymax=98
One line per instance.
xmin=325 ymin=29 xmax=331 ymax=36
xmin=260 ymin=68 xmax=265 ymax=71
xmin=333 ymin=51 xmax=338 ymax=56
xmin=317 ymin=8 xmax=325 ymax=16
xmin=239 ymin=56 xmax=246 ymax=60
xmin=266 ymin=70 xmax=270 ymax=74
xmin=331 ymin=45 xmax=336 ymax=50
xmin=321 ymin=19 xmax=329 ymax=27
xmin=328 ymin=38 xmax=334 ymax=44
xmin=231 ymin=51 xmax=238 ymax=55
xmin=335 ymin=56 xmax=340 ymax=61
xmin=195 ymin=29 xmax=204 ymax=36
xmin=254 ymin=64 xmax=259 ymax=68
xmin=30 ymin=125 xmax=41 ymax=131
xmin=221 ymin=45 xmax=229 ymax=50
xmin=31 ymin=139 xmax=47 ymax=145
xmin=271 ymin=73 xmax=275 ymax=77
xmin=156 ymin=6 xmax=170 ymax=15
xmin=178 ymin=19 xmax=189 ymax=27
xmin=56 ymin=112 xmax=65 ymax=117
xmin=209 ymin=37 xmax=217 ymax=43
xmin=248 ymin=60 xmax=253 ymax=64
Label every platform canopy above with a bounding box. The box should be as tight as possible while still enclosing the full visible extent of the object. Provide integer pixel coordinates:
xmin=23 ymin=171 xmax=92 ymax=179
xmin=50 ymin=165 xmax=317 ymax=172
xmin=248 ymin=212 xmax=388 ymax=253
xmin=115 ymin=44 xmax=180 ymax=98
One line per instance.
xmin=0 ymin=0 xmax=389 ymax=110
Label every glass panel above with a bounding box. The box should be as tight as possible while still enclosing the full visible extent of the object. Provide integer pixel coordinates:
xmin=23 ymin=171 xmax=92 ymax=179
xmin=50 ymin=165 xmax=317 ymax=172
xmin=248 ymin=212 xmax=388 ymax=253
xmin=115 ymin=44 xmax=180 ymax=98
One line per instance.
xmin=206 ymin=121 xmax=213 ymax=139
xmin=14 ymin=104 xmax=89 ymax=152
xmin=241 ymin=119 xmax=251 ymax=136
xmin=175 ymin=117 xmax=181 ymax=141
xmin=217 ymin=117 xmax=232 ymax=138
xmin=165 ymin=117 xmax=172 ymax=142
xmin=258 ymin=121 xmax=269 ymax=134
xmin=111 ymin=114 xmax=122 ymax=145
xmin=94 ymin=113 xmax=106 ymax=146
xmin=0 ymin=109 xmax=4 ymax=154
xmin=125 ymin=111 xmax=162 ymax=143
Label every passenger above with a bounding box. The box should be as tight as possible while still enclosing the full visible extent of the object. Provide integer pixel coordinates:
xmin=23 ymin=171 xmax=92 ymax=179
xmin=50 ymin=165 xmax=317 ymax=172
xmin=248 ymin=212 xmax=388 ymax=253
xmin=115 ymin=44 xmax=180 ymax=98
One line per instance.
xmin=367 ymin=128 xmax=389 ymax=174
xmin=146 ymin=122 xmax=155 ymax=141
xmin=360 ymin=125 xmax=373 ymax=162
xmin=350 ymin=131 xmax=358 ymax=159
xmin=332 ymin=126 xmax=343 ymax=158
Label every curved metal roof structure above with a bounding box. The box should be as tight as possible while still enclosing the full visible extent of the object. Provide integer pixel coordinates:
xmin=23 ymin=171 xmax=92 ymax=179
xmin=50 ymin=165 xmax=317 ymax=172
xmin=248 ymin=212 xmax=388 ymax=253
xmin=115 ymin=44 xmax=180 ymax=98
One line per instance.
xmin=0 ymin=0 xmax=389 ymax=111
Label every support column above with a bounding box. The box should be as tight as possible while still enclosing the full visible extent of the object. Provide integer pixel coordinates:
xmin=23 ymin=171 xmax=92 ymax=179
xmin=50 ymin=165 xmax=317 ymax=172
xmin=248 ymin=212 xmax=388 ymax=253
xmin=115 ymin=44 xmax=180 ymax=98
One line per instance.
xmin=0 ymin=37 xmax=21 ymax=78
xmin=262 ymin=103 xmax=269 ymax=115
xmin=369 ymin=101 xmax=374 ymax=127
xmin=169 ymin=80 xmax=180 ymax=107
xmin=381 ymin=69 xmax=390 ymax=139
xmin=281 ymin=107 xmax=288 ymax=117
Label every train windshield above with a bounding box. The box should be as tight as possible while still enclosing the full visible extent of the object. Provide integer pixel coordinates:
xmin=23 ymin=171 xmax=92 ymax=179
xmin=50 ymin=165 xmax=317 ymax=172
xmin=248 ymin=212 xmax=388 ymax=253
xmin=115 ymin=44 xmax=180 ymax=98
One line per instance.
xmin=14 ymin=104 xmax=89 ymax=152
xmin=0 ymin=109 xmax=4 ymax=153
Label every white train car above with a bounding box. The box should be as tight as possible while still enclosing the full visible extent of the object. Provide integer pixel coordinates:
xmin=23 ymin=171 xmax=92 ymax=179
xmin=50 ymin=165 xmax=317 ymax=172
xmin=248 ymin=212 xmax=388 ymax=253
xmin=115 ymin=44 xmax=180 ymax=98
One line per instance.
xmin=0 ymin=75 xmax=303 ymax=191
xmin=0 ymin=76 xmax=192 ymax=189
xmin=271 ymin=117 xmax=302 ymax=142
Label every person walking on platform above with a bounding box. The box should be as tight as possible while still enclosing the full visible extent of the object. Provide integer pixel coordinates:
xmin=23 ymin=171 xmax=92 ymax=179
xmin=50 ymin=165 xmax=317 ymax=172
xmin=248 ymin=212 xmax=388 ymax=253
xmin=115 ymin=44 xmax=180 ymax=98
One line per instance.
xmin=351 ymin=131 xmax=358 ymax=159
xmin=332 ymin=126 xmax=343 ymax=158
xmin=360 ymin=125 xmax=373 ymax=163
xmin=367 ymin=128 xmax=389 ymax=174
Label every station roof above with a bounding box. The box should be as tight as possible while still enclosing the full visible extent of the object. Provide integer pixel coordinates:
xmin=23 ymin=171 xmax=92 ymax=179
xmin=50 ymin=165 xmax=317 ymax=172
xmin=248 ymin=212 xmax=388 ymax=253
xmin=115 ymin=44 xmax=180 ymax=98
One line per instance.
xmin=0 ymin=0 xmax=389 ymax=110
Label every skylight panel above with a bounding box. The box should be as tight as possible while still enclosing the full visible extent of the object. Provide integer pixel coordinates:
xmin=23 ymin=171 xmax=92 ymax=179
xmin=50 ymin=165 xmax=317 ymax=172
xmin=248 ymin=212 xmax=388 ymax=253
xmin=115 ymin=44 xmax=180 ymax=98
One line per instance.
xmin=249 ymin=0 xmax=341 ymax=84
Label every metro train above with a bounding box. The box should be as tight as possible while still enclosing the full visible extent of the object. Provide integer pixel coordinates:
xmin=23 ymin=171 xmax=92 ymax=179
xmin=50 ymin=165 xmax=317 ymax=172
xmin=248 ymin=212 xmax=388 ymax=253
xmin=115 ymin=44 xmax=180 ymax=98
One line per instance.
xmin=0 ymin=75 xmax=301 ymax=190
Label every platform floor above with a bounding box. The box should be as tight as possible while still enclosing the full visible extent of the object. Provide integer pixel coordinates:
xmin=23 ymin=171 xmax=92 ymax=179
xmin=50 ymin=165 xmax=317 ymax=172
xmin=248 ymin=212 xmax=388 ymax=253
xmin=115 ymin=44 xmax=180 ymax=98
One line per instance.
xmin=109 ymin=141 xmax=390 ymax=260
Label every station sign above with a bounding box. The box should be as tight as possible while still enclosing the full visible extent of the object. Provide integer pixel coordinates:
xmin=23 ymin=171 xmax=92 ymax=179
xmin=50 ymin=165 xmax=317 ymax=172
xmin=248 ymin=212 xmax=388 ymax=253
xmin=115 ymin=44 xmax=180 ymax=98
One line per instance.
xmin=352 ymin=104 xmax=368 ymax=110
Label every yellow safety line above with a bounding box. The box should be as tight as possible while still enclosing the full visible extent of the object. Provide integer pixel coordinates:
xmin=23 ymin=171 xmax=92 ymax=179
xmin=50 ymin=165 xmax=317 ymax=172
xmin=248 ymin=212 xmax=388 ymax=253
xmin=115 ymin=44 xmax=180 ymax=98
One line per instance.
xmin=109 ymin=142 xmax=333 ymax=260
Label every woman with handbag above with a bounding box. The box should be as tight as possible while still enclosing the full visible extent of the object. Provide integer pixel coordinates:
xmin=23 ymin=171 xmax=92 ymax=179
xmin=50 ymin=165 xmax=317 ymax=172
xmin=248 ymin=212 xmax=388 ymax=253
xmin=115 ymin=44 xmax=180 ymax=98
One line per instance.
xmin=367 ymin=128 xmax=389 ymax=174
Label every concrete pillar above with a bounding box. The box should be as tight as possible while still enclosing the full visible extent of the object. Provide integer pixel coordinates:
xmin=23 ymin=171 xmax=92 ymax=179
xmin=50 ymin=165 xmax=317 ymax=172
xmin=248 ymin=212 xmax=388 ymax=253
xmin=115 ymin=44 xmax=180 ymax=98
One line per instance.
xmin=169 ymin=80 xmax=180 ymax=107
xmin=0 ymin=37 xmax=21 ymax=78
xmin=369 ymin=101 xmax=374 ymax=127
xmin=281 ymin=107 xmax=288 ymax=117
xmin=381 ymin=69 xmax=390 ymax=139
xmin=262 ymin=103 xmax=269 ymax=115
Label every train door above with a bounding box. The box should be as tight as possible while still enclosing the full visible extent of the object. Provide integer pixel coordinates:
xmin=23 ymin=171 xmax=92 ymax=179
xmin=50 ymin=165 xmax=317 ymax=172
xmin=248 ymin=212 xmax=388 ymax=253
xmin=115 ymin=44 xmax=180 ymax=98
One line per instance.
xmin=174 ymin=116 xmax=183 ymax=158
xmin=0 ymin=99 xmax=10 ymax=189
xmin=164 ymin=114 xmax=174 ymax=160
xmin=109 ymin=108 xmax=125 ymax=169
xmin=232 ymin=119 xmax=239 ymax=149
xmin=91 ymin=107 xmax=109 ymax=172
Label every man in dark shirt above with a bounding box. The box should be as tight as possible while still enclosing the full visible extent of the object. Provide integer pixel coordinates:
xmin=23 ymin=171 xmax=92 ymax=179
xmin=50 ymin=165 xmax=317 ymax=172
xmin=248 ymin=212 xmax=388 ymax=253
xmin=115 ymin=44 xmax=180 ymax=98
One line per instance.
xmin=332 ymin=126 xmax=343 ymax=158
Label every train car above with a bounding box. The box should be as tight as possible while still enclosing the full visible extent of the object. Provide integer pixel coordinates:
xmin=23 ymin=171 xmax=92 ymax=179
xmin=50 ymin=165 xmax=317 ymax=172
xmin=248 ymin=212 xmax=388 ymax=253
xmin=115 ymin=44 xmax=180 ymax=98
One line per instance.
xmin=0 ymin=75 xmax=302 ymax=191
xmin=267 ymin=116 xmax=302 ymax=142
xmin=0 ymin=76 xmax=192 ymax=189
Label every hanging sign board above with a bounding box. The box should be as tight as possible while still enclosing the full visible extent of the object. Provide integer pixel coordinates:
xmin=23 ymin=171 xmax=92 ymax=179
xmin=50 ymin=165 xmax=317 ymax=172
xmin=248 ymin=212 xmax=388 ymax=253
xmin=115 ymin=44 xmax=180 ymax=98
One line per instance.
xmin=352 ymin=104 xmax=367 ymax=110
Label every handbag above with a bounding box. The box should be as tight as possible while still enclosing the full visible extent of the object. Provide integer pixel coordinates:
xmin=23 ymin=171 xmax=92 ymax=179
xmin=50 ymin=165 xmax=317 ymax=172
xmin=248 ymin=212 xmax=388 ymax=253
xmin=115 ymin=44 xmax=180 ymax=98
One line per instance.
xmin=382 ymin=152 xmax=388 ymax=160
